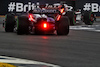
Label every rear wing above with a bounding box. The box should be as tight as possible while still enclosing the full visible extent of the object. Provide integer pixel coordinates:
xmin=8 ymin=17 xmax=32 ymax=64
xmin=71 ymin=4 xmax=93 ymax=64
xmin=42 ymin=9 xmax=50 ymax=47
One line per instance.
xmin=29 ymin=9 xmax=60 ymax=14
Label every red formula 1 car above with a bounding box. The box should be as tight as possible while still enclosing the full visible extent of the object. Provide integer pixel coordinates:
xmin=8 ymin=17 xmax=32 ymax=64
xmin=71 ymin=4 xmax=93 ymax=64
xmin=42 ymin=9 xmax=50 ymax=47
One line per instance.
xmin=3 ymin=5 xmax=70 ymax=35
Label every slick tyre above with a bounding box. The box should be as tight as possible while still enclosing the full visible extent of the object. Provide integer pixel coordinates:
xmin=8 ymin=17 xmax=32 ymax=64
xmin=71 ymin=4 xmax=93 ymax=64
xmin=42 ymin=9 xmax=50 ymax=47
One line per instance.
xmin=67 ymin=11 xmax=76 ymax=25
xmin=5 ymin=14 xmax=15 ymax=32
xmin=83 ymin=11 xmax=95 ymax=25
xmin=56 ymin=16 xmax=70 ymax=35
xmin=17 ymin=15 xmax=29 ymax=35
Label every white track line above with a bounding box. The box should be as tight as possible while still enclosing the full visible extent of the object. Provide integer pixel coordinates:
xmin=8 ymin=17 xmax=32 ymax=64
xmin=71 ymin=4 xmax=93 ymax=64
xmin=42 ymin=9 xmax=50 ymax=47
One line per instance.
xmin=70 ymin=26 xmax=100 ymax=32
xmin=94 ymin=30 xmax=100 ymax=32
xmin=0 ymin=56 xmax=61 ymax=67
xmin=70 ymin=26 xmax=95 ymax=30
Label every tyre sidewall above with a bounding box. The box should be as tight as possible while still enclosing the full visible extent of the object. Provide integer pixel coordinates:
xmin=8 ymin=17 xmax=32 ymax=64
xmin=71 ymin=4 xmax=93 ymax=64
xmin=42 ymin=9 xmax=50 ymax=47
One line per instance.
xmin=5 ymin=14 xmax=15 ymax=32
xmin=56 ymin=16 xmax=70 ymax=35
xmin=17 ymin=15 xmax=29 ymax=35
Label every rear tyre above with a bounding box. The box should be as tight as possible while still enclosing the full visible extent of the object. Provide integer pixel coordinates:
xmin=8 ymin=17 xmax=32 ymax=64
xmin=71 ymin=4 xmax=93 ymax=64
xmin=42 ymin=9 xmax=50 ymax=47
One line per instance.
xmin=5 ymin=14 xmax=15 ymax=32
xmin=56 ymin=16 xmax=70 ymax=35
xmin=17 ymin=15 xmax=29 ymax=35
xmin=67 ymin=11 xmax=76 ymax=25
xmin=83 ymin=11 xmax=95 ymax=25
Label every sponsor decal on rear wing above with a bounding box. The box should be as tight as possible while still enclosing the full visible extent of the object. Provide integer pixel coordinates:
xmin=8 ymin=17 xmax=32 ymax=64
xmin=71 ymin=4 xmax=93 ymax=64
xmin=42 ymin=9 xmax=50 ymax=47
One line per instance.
xmin=31 ymin=9 xmax=59 ymax=14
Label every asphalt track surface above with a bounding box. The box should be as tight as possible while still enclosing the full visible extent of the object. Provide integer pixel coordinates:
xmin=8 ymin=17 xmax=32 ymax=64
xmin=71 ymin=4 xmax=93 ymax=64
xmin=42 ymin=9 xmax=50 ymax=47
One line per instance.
xmin=0 ymin=19 xmax=100 ymax=67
